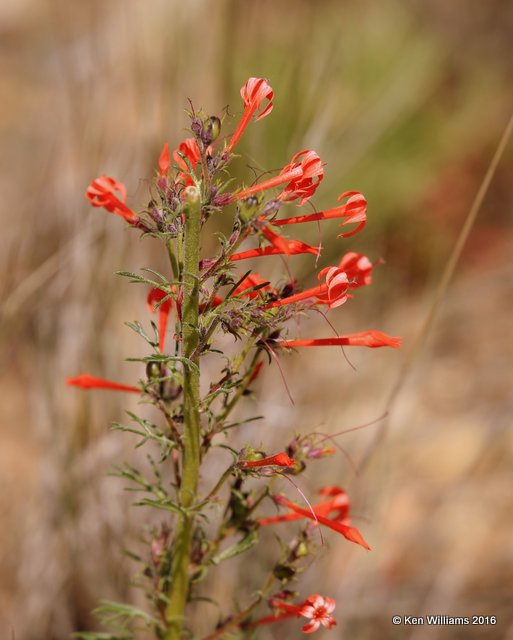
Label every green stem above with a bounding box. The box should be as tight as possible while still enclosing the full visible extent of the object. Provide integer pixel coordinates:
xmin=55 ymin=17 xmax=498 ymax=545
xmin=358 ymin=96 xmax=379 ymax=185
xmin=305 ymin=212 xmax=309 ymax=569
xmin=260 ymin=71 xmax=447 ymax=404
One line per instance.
xmin=214 ymin=341 xmax=260 ymax=427
xmin=200 ymin=571 xmax=275 ymax=640
xmin=165 ymin=187 xmax=202 ymax=640
xmin=166 ymin=238 xmax=179 ymax=280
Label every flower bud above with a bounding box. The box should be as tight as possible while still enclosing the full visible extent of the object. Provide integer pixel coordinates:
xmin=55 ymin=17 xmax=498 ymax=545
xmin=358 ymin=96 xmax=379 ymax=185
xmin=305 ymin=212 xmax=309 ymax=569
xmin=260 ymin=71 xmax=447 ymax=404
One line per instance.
xmin=273 ymin=564 xmax=296 ymax=581
xmin=202 ymin=116 xmax=221 ymax=145
xmin=238 ymin=194 xmax=262 ymax=222
xmin=146 ymin=361 xmax=161 ymax=380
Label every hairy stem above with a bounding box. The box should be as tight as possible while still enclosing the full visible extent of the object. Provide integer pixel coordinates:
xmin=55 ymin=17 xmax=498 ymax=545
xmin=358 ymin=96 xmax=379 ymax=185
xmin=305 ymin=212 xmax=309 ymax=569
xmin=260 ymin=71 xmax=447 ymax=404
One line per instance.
xmin=165 ymin=187 xmax=202 ymax=639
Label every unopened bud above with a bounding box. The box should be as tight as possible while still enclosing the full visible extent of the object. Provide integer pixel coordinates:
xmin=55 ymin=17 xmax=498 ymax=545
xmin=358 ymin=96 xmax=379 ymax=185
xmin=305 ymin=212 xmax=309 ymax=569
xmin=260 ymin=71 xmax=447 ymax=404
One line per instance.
xmin=238 ymin=194 xmax=261 ymax=222
xmin=262 ymin=199 xmax=281 ymax=217
xmin=146 ymin=361 xmax=161 ymax=380
xmin=273 ymin=564 xmax=296 ymax=581
xmin=202 ymin=116 xmax=221 ymax=145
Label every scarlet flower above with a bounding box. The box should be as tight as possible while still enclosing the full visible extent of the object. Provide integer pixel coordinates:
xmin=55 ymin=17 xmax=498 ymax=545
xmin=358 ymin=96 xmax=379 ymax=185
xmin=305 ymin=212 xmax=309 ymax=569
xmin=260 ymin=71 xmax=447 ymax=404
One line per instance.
xmin=259 ymin=486 xmax=349 ymax=526
xmin=297 ymin=594 xmax=337 ymax=634
xmin=147 ymin=287 xmax=173 ymax=351
xmin=277 ymin=331 xmax=401 ymax=349
xmin=158 ymin=142 xmax=171 ymax=176
xmin=338 ymin=252 xmax=373 ymax=288
xmin=238 ymin=452 xmax=295 ymax=469
xmin=233 ymin=150 xmax=323 ymax=205
xmin=230 ymin=239 xmax=319 ymax=261
xmin=265 ymin=266 xmax=349 ymax=310
xmin=276 ymin=150 xmax=324 ymax=205
xmin=66 ymin=374 xmax=140 ymax=393
xmin=255 ymin=594 xmax=337 ymax=634
xmin=226 ymin=77 xmax=274 ymax=152
xmin=86 ymin=176 xmax=138 ymax=223
xmin=248 ymin=360 xmax=264 ymax=384
xmin=232 ymin=273 xmax=276 ymax=300
xmin=173 ymin=138 xmax=201 ymax=185
xmin=271 ymin=494 xmax=370 ymax=550
xmin=274 ymin=191 xmax=367 ymax=238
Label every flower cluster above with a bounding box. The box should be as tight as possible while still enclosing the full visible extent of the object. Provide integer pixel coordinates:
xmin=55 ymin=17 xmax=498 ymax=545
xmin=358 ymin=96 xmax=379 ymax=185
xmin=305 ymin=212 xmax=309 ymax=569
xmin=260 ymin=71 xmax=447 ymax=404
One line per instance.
xmin=70 ymin=77 xmax=400 ymax=639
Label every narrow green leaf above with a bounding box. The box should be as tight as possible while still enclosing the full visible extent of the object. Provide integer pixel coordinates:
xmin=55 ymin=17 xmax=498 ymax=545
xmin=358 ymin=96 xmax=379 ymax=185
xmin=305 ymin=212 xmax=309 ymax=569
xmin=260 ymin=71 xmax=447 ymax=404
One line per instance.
xmin=211 ymin=530 xmax=259 ymax=565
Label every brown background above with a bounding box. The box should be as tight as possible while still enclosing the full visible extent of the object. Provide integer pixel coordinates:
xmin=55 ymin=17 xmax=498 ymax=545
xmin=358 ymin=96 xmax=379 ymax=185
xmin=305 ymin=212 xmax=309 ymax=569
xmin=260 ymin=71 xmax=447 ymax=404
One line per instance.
xmin=1 ymin=1 xmax=512 ymax=638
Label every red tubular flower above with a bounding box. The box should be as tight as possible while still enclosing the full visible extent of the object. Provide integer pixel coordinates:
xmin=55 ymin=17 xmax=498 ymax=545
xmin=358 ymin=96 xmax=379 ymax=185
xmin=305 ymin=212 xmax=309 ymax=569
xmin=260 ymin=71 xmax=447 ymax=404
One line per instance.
xmin=66 ymin=374 xmax=140 ymax=393
xmin=274 ymin=191 xmax=367 ymax=238
xmin=298 ymin=594 xmax=337 ymax=634
xmin=173 ymin=138 xmax=201 ymax=185
xmin=158 ymin=142 xmax=171 ymax=176
xmin=239 ymin=452 xmax=295 ymax=469
xmin=276 ymin=150 xmax=324 ymax=205
xmin=272 ymin=494 xmax=370 ymax=550
xmin=147 ymin=287 xmax=173 ymax=351
xmin=233 ymin=150 xmax=323 ymax=204
xmin=265 ymin=266 xmax=349 ymax=310
xmin=277 ymin=331 xmax=401 ymax=349
xmin=86 ymin=176 xmax=138 ymax=223
xmin=232 ymin=273 xmax=276 ymax=299
xmin=248 ymin=360 xmax=264 ymax=384
xmin=230 ymin=238 xmax=319 ymax=261
xmin=339 ymin=252 xmax=373 ymax=288
xmin=226 ymin=77 xmax=274 ymax=152
xmin=254 ymin=594 xmax=337 ymax=634
xmin=259 ymin=486 xmax=349 ymax=526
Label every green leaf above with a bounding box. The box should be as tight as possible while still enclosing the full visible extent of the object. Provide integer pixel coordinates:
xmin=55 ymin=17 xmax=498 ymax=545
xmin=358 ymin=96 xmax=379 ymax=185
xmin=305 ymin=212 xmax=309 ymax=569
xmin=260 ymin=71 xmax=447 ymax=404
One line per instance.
xmin=136 ymin=497 xmax=185 ymax=515
xmin=124 ymin=321 xmax=156 ymax=346
xmin=211 ymin=530 xmax=259 ymax=565
xmin=116 ymin=271 xmax=163 ymax=288
xmin=126 ymin=354 xmax=199 ymax=373
xmin=93 ymin=600 xmax=159 ymax=627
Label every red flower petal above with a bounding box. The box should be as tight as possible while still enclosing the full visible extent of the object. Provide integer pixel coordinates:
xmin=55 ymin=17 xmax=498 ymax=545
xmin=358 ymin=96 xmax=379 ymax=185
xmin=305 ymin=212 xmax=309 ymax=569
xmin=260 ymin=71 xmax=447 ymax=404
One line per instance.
xmin=147 ymin=287 xmax=173 ymax=351
xmin=86 ymin=176 xmax=138 ymax=223
xmin=226 ymin=77 xmax=274 ymax=152
xmin=158 ymin=142 xmax=171 ymax=176
xmin=265 ymin=266 xmax=348 ymax=309
xmin=274 ymin=496 xmax=370 ymax=550
xmin=66 ymin=374 xmax=140 ymax=393
xmin=230 ymin=239 xmax=319 ymax=261
xmin=274 ymin=191 xmax=367 ymax=237
xmin=232 ymin=273 xmax=275 ymax=299
xmin=277 ymin=331 xmax=401 ymax=349
xmin=259 ymin=486 xmax=349 ymax=526
xmin=173 ymin=138 xmax=201 ymax=185
xmin=338 ymin=252 xmax=373 ymax=288
xmin=239 ymin=452 xmax=295 ymax=469
xmin=276 ymin=150 xmax=324 ymax=205
xmin=232 ymin=149 xmax=322 ymax=204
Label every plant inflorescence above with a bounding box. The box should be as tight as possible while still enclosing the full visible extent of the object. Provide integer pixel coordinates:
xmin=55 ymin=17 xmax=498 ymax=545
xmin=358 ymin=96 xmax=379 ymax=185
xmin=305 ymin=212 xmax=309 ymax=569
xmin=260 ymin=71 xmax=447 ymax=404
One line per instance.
xmin=68 ymin=77 xmax=400 ymax=640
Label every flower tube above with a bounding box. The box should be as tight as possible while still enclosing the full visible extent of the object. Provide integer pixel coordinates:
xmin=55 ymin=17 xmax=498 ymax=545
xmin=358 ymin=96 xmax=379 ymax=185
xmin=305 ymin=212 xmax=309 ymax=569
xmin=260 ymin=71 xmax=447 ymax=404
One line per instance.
xmin=86 ymin=176 xmax=138 ymax=223
xmin=233 ymin=150 xmax=323 ymax=204
xmin=253 ymin=594 xmax=337 ymax=634
xmin=265 ymin=266 xmax=349 ymax=310
xmin=277 ymin=331 xmax=401 ymax=349
xmin=66 ymin=374 xmax=140 ymax=393
xmin=147 ymin=287 xmax=173 ymax=351
xmin=226 ymin=77 xmax=274 ymax=153
xmin=274 ymin=191 xmax=367 ymax=237
xmin=238 ymin=452 xmax=295 ymax=469
xmin=272 ymin=494 xmax=370 ymax=550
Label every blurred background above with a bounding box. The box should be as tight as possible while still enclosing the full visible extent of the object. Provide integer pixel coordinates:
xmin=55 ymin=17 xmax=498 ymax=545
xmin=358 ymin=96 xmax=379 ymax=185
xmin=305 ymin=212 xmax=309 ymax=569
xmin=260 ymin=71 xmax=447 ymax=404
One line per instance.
xmin=1 ymin=0 xmax=512 ymax=638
